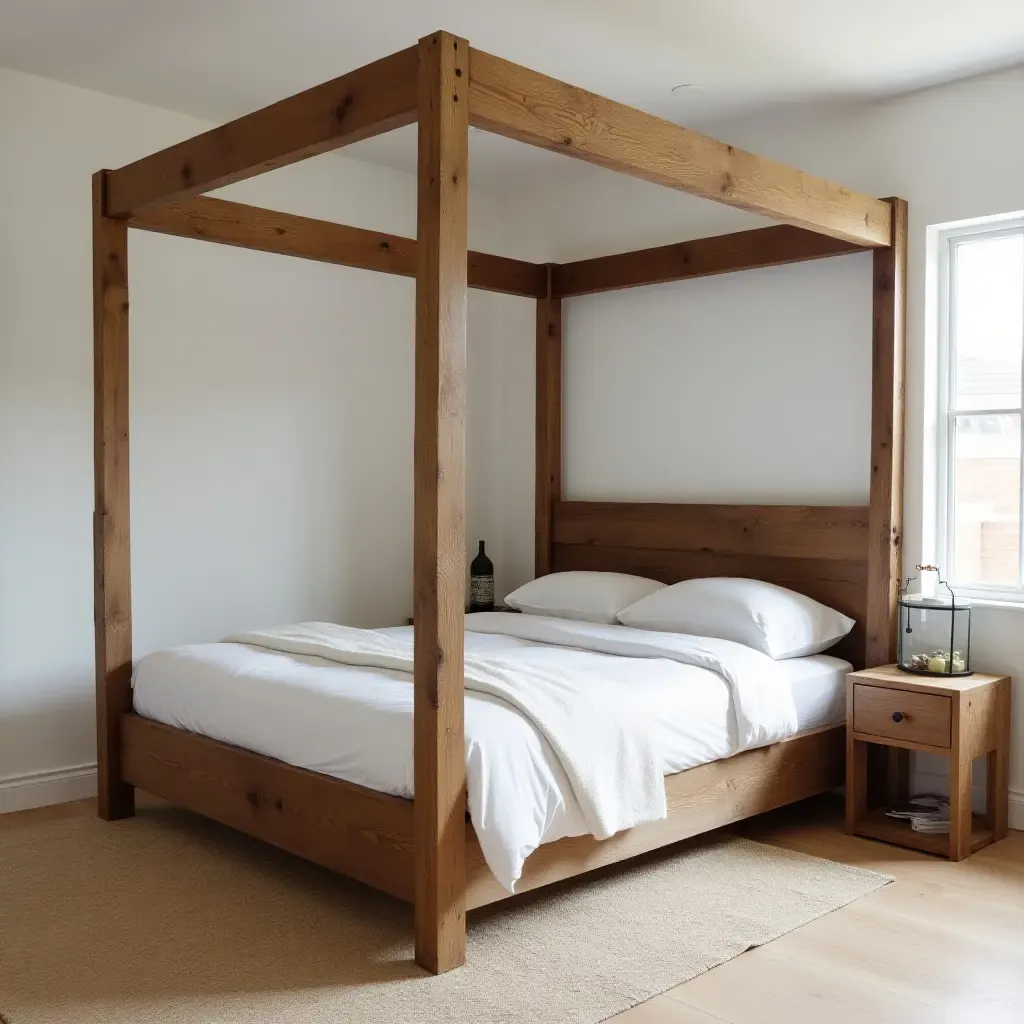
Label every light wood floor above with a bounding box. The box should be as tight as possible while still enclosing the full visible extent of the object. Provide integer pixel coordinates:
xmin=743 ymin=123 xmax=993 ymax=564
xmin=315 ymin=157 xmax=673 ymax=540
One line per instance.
xmin=3 ymin=795 xmax=1022 ymax=1022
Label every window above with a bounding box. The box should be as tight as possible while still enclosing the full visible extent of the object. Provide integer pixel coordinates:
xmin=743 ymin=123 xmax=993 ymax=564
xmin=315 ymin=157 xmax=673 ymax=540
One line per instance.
xmin=937 ymin=218 xmax=1024 ymax=601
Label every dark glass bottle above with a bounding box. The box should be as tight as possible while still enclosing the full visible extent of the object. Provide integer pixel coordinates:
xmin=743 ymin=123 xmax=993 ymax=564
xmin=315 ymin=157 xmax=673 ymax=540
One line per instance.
xmin=469 ymin=541 xmax=495 ymax=612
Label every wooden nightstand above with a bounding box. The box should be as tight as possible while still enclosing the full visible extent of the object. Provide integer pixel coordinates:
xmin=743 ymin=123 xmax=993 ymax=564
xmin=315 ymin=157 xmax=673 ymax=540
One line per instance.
xmin=845 ymin=665 xmax=1011 ymax=860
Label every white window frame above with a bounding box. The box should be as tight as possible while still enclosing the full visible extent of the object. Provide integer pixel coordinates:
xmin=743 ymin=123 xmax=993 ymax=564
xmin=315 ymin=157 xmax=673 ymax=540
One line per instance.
xmin=936 ymin=215 xmax=1024 ymax=605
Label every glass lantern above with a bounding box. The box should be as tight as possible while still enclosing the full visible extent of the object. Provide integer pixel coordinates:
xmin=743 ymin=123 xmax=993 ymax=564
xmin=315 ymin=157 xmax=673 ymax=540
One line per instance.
xmin=897 ymin=565 xmax=972 ymax=676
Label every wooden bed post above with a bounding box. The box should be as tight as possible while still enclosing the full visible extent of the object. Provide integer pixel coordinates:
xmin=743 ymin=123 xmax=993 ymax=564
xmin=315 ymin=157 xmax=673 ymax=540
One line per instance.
xmin=535 ymin=265 xmax=562 ymax=577
xmin=413 ymin=30 xmax=470 ymax=974
xmin=93 ymin=170 xmax=135 ymax=820
xmin=866 ymin=197 xmax=908 ymax=667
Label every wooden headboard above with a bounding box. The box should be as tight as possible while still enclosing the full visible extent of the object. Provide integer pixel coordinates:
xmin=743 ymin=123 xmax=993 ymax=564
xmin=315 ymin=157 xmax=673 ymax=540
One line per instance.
xmin=550 ymin=501 xmax=870 ymax=668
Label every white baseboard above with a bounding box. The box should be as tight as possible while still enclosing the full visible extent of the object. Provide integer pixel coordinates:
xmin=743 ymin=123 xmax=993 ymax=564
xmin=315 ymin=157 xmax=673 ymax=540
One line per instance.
xmin=1011 ymin=790 xmax=1024 ymax=831
xmin=0 ymin=763 xmax=97 ymax=814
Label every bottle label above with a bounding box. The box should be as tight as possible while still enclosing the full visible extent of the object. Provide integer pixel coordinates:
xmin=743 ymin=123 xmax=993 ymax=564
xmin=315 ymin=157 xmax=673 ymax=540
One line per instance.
xmin=470 ymin=574 xmax=494 ymax=608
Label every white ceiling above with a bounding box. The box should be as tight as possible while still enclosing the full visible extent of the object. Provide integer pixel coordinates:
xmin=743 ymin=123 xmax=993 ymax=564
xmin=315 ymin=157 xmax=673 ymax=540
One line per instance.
xmin=3 ymin=0 xmax=1024 ymax=191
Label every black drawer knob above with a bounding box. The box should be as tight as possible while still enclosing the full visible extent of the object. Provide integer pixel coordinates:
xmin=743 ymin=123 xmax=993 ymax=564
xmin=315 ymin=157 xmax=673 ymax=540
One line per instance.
xmin=892 ymin=711 xmax=904 ymax=724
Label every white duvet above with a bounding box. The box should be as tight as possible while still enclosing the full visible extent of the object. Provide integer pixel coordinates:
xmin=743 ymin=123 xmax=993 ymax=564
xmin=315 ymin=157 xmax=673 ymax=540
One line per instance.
xmin=133 ymin=613 xmax=803 ymax=891
xmin=226 ymin=621 xmax=668 ymax=839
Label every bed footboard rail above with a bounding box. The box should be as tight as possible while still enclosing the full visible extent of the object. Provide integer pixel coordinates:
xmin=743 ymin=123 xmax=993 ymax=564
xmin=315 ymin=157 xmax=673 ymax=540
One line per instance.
xmin=120 ymin=714 xmax=417 ymax=902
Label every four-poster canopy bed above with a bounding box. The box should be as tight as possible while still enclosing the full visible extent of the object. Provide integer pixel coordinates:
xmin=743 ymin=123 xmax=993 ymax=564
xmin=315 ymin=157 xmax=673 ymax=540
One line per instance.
xmin=93 ymin=31 xmax=907 ymax=975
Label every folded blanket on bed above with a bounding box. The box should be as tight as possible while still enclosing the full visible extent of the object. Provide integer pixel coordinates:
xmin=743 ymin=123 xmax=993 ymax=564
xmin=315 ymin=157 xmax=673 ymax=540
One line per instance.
xmin=226 ymin=617 xmax=799 ymax=843
xmin=226 ymin=622 xmax=666 ymax=839
xmin=463 ymin=612 xmax=799 ymax=753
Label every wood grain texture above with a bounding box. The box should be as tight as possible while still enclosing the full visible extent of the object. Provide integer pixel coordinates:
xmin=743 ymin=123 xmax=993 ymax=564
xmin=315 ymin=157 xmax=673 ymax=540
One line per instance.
xmin=884 ymin=747 xmax=911 ymax=807
xmin=959 ymin=680 xmax=1000 ymax=755
xmin=988 ymin=679 xmax=1012 ymax=840
xmin=956 ymin=678 xmax=1012 ymax=851
xmin=120 ymin=715 xmax=416 ymax=898
xmin=116 ymin=712 xmax=846 ymax=918
xmin=946 ymin=677 xmax=1012 ymax=859
xmin=412 ymin=30 xmax=469 ymax=976
xmin=106 ymin=45 xmax=419 ymax=216
xmin=846 ymin=664 xmax=1007 ymax=694
xmin=949 ymin=691 xmax=973 ymax=861
xmin=848 ymin=806 xmax=993 ymax=857
xmin=844 ymin=680 xmax=867 ymax=834
xmin=465 ymin=725 xmax=845 ymax=909
xmin=535 ymin=267 xmax=562 ymax=576
xmin=129 ymin=196 xmax=546 ymax=297
xmin=468 ymin=48 xmax=890 ymax=246
xmin=93 ymin=171 xmax=134 ymax=821
xmin=866 ymin=198 xmax=908 ymax=667
xmin=846 ymin=667 xmax=1011 ymax=859
xmin=551 ymin=501 xmax=869 ymax=667
xmin=552 ymin=224 xmax=868 ymax=297
xmin=469 ymin=248 xmax=548 ymax=297
xmin=852 ymin=684 xmax=952 ymax=748
xmin=554 ymin=502 xmax=869 ymax=561
xmin=848 ymin=733 xmax=952 ymax=757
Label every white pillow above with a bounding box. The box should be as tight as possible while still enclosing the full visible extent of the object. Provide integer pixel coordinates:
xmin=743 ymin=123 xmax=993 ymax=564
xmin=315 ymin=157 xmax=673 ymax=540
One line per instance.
xmin=616 ymin=577 xmax=855 ymax=659
xmin=504 ymin=571 xmax=666 ymax=625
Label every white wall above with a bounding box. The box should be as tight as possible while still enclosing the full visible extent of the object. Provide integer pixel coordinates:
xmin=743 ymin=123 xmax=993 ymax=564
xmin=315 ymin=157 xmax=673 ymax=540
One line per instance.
xmin=0 ymin=67 xmax=532 ymax=810
xmin=562 ymin=257 xmax=873 ymax=504
xmin=504 ymin=65 xmax=1024 ymax=825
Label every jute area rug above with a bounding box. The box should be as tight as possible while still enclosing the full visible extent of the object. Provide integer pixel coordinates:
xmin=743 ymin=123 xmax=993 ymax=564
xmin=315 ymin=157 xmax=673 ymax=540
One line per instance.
xmin=0 ymin=806 xmax=891 ymax=1023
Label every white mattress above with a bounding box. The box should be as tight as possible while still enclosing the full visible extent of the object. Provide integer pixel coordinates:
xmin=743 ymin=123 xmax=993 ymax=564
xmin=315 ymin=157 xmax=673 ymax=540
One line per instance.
xmin=133 ymin=617 xmax=849 ymax=890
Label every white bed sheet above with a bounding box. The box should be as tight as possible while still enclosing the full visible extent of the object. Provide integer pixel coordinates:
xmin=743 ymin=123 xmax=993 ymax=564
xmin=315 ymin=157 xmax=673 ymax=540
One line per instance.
xmin=132 ymin=617 xmax=849 ymax=890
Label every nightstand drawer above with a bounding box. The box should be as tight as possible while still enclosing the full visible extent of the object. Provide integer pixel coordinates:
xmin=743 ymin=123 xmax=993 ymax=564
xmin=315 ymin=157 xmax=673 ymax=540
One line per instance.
xmin=853 ymin=684 xmax=951 ymax=748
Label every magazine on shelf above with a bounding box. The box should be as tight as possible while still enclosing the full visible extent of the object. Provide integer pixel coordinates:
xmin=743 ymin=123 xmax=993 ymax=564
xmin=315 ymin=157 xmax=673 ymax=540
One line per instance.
xmin=886 ymin=794 xmax=950 ymax=834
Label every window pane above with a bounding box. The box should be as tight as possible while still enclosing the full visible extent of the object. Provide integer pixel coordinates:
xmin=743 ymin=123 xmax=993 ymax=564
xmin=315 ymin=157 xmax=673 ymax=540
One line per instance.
xmin=952 ymin=413 xmax=1021 ymax=586
xmin=953 ymin=234 xmax=1023 ymax=411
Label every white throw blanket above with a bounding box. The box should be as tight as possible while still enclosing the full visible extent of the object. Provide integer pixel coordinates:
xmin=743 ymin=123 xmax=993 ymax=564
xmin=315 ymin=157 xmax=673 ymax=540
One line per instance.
xmin=464 ymin=613 xmax=799 ymax=753
xmin=227 ymin=622 xmax=665 ymax=838
xmin=226 ymin=616 xmax=799 ymax=843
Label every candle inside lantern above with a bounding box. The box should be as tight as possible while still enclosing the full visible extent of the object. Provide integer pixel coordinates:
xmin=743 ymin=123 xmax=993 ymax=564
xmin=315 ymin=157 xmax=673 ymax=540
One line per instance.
xmin=898 ymin=567 xmax=971 ymax=676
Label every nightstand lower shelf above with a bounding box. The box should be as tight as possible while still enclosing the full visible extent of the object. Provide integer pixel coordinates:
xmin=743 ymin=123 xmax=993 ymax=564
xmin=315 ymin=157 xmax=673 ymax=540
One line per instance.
xmin=851 ymin=807 xmax=995 ymax=857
